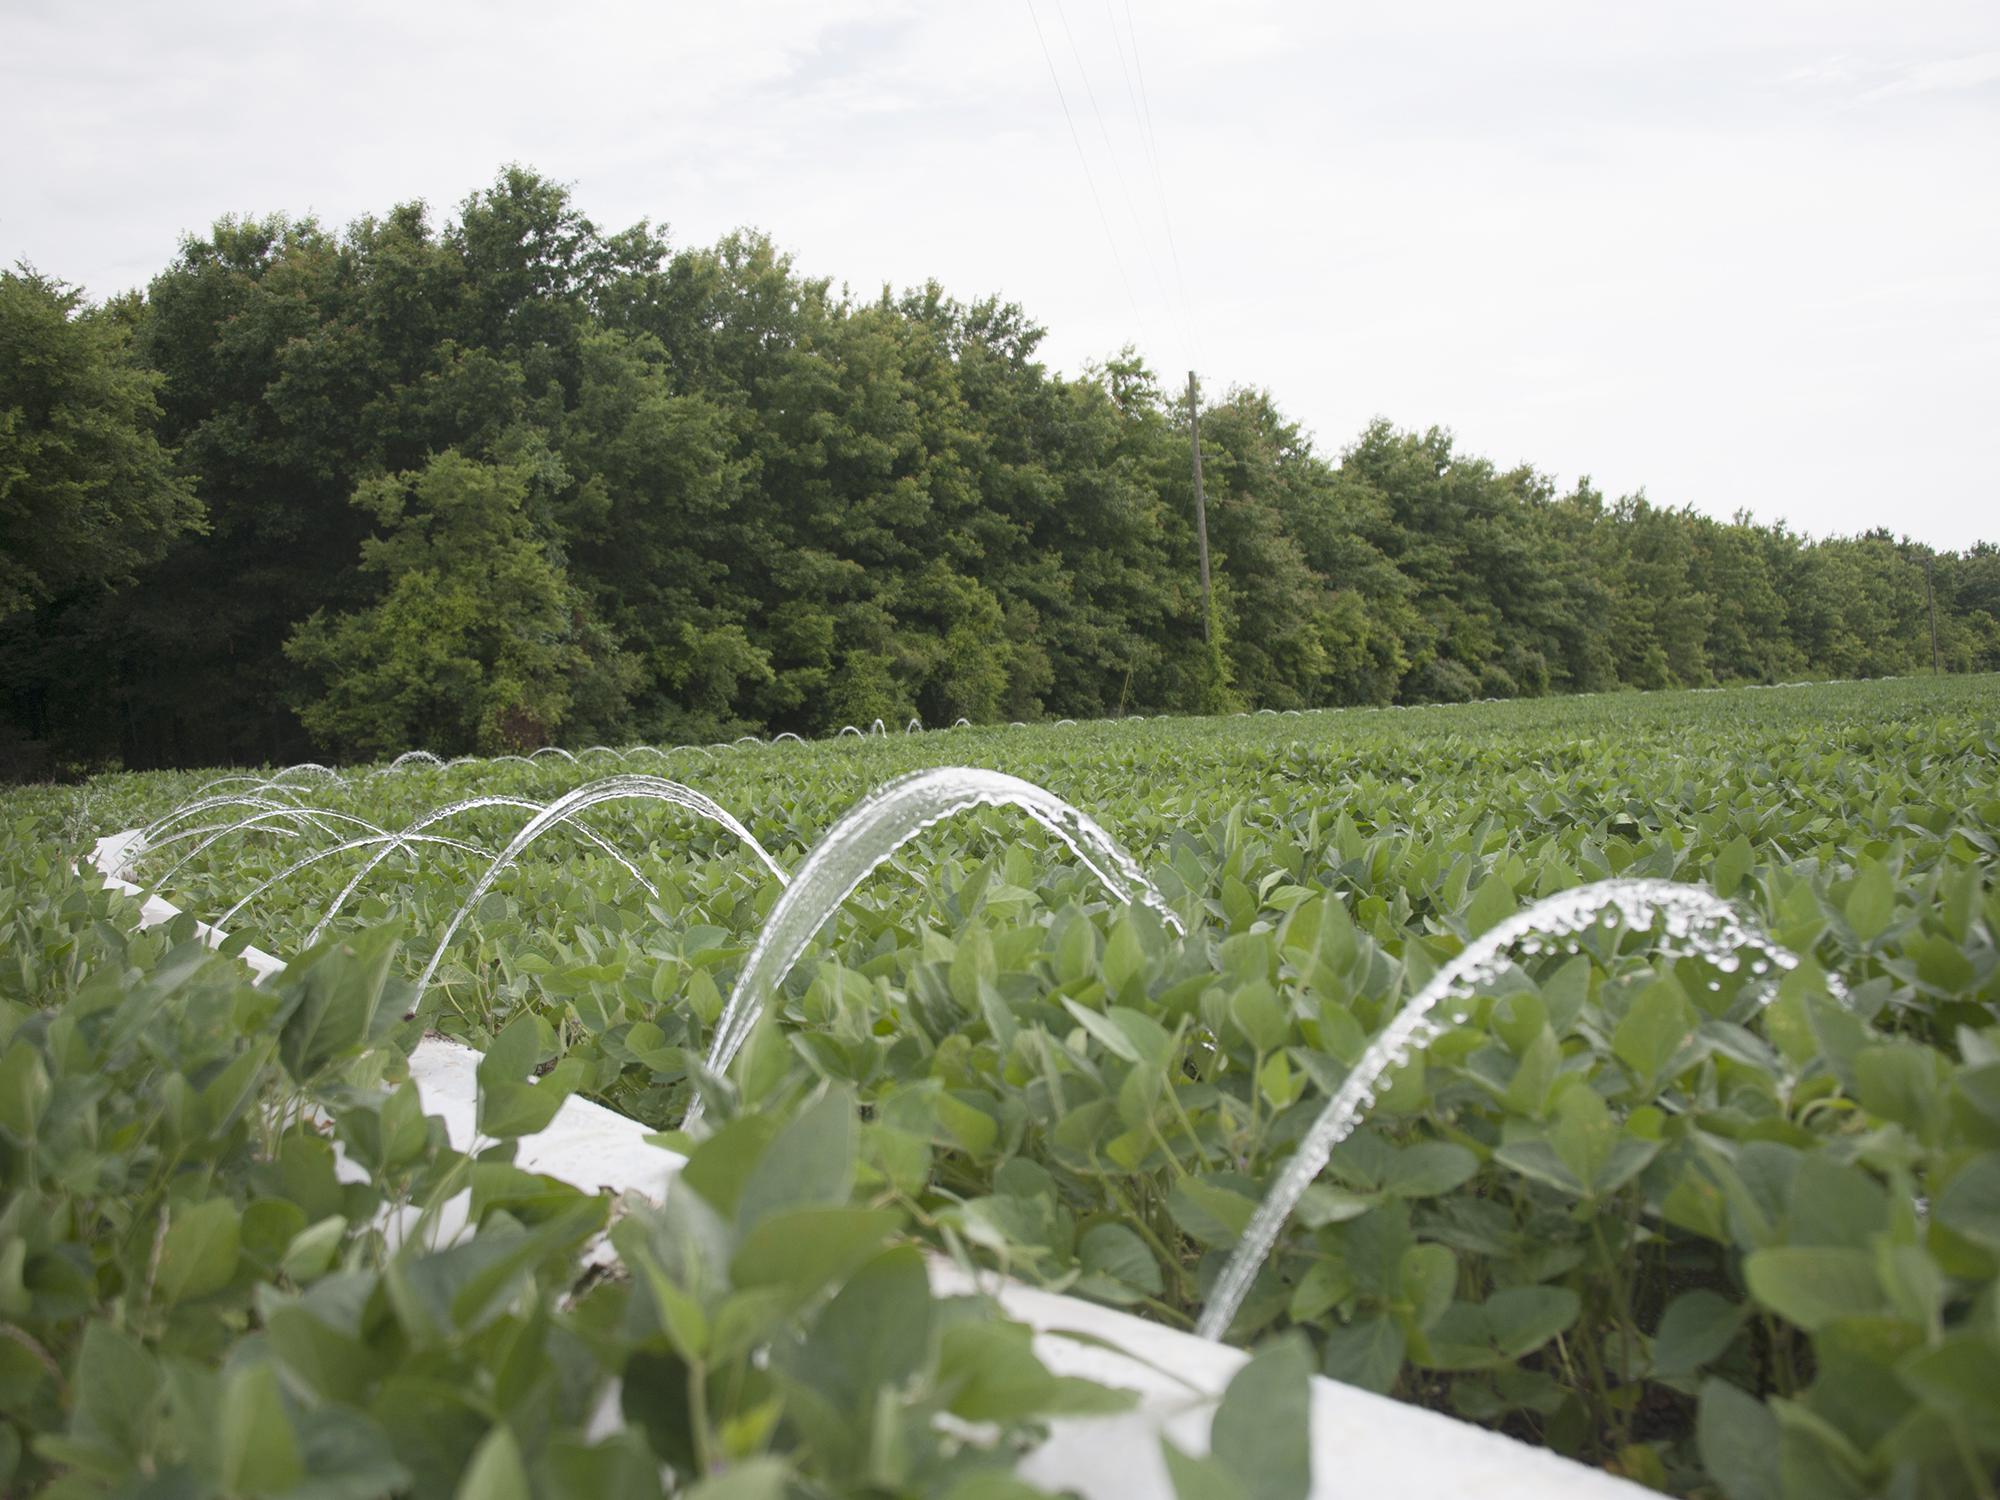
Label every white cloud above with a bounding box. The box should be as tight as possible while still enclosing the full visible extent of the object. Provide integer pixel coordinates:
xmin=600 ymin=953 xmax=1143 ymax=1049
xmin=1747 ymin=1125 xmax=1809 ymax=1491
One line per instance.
xmin=2 ymin=0 xmax=1994 ymax=546
xmin=1862 ymin=48 xmax=2000 ymax=100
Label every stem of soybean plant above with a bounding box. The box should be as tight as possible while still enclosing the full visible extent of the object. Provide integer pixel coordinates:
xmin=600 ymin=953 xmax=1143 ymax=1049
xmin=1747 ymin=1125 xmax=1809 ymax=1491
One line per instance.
xmin=1591 ymin=1211 xmax=1640 ymax=1447
xmin=1164 ymin=1042 xmax=1216 ymax=1168
xmin=1097 ymin=1157 xmax=1190 ymax=1304
xmin=0 ymin=1324 xmax=68 ymax=1403
xmin=1952 ymin=1423 xmax=1999 ymax=1500
xmin=1763 ymin=1314 xmax=1798 ymax=1399
xmin=1145 ymin=1113 xmax=1192 ymax=1183
xmin=688 ymin=1357 xmax=716 ymax=1474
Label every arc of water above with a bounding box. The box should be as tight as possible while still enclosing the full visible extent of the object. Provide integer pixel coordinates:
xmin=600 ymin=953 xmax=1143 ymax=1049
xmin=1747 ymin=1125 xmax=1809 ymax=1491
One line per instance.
xmin=1054 ymin=719 xmax=1077 ymax=728
xmin=906 ymin=718 xmax=923 ymax=734
xmin=839 ymin=726 xmax=864 ymax=738
xmin=772 ymin=732 xmax=805 ymax=746
xmin=141 ymin=794 xmax=353 ymax=848
xmin=579 ymin=745 xmax=627 ymax=761
xmin=154 ymin=807 xmax=402 ymax=886
xmin=269 ymin=762 xmax=342 ymax=784
xmin=305 ymin=793 xmax=660 ymax=947
xmin=187 ymin=774 xmax=310 ymax=802
xmin=1194 ymin=877 xmax=1842 ymax=1342
xmin=952 ymin=718 xmax=972 ymax=729
xmin=733 ymin=735 xmax=764 ymax=748
xmin=870 ymin=719 xmax=886 ymax=736
xmin=691 ymin=768 xmax=1182 ymax=1126
xmin=409 ymin=776 xmax=789 ymax=1014
xmin=218 ymin=831 xmax=494 ymax=926
xmin=530 ymin=747 xmax=578 ymax=763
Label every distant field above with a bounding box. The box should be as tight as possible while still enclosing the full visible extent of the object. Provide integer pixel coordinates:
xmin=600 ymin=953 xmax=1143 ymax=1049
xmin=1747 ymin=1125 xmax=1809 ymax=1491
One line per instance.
xmin=5 ymin=674 xmax=1998 ymax=1495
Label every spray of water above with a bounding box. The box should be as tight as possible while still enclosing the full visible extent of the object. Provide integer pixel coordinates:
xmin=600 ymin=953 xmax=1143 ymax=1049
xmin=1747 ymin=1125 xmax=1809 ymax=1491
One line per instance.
xmin=140 ymin=795 xmax=362 ymax=855
xmin=409 ymin=775 xmax=788 ymax=1014
xmin=187 ymin=773 xmax=310 ymax=802
xmin=305 ymin=794 xmax=657 ymax=947
xmin=530 ymin=747 xmax=577 ymax=763
xmin=153 ymin=806 xmax=401 ymax=886
xmin=691 ymin=768 xmax=1182 ymax=1125
xmin=1194 ymin=877 xmax=1842 ymax=1341
xmin=269 ymin=762 xmax=342 ymax=784
xmin=218 ymin=831 xmax=495 ymax=926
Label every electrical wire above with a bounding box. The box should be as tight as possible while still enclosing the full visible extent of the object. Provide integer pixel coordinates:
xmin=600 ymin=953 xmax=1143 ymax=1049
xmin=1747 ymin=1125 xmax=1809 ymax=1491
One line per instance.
xmin=1024 ymin=0 xmax=1148 ymax=343
xmin=1051 ymin=0 xmax=1175 ymax=355
xmin=1120 ymin=0 xmax=1203 ymax=371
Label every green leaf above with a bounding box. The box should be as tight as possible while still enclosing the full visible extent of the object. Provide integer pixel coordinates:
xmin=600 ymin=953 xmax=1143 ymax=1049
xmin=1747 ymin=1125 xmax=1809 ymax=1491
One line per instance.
xmin=478 ymin=1014 xmax=586 ymax=1140
xmin=1078 ymin=1222 xmax=1163 ymax=1299
xmin=1167 ymin=1178 xmax=1258 ymax=1248
xmin=939 ymin=1322 xmax=1133 ymax=1422
xmin=220 ymin=1361 xmax=304 ymax=1495
xmin=733 ymin=1086 xmax=857 ymax=1231
xmin=730 ymin=1207 xmax=901 ymax=1298
xmin=1898 ymin=1332 xmax=2000 ymax=1440
xmin=779 ymin=1246 xmax=932 ymax=1421
xmin=1844 ymin=861 xmax=1894 ymax=943
xmin=1697 ymin=1380 xmax=1780 ymax=1500
xmin=1422 ymin=1287 xmax=1579 ymax=1371
xmin=156 ymin=1197 xmax=241 ymax=1305
xmin=1063 ymin=996 xmax=1140 ymax=1062
xmin=684 ymin=1458 xmax=792 ymax=1500
xmin=1228 ymin=982 xmax=1288 ymax=1054
xmin=1652 ymin=1291 xmax=1746 ymax=1377
xmin=1163 ymin=1444 xmax=1249 ymax=1500
xmin=1209 ymin=1334 xmax=1312 ymax=1500
xmin=1712 ymin=835 xmax=1754 ymax=900
xmin=1398 ymin=1244 xmax=1457 ymax=1331
xmin=1743 ymin=1247 xmax=1885 ymax=1331
xmin=277 ymin=922 xmax=405 ymax=1080
xmin=455 ymin=1424 xmax=532 ymax=1500
xmin=1384 ymin=1142 xmax=1478 ymax=1199
xmin=1463 ymin=876 xmax=1515 ymax=938
xmin=60 ymin=1322 xmax=161 ymax=1471
xmin=0 ymin=1040 xmax=49 ymax=1139
xmin=1935 ymin=1153 xmax=2000 ymax=1251
xmin=1852 ymin=1043 xmax=1944 ymax=1137
xmin=1613 ymin=983 xmax=1693 ymax=1083
xmin=1320 ymin=1312 xmax=1404 ymax=1393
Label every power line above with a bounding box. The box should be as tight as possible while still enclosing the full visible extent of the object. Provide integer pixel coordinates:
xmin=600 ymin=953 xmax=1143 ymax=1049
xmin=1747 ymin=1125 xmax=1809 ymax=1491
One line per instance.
xmin=1023 ymin=0 xmax=1147 ymax=341
xmin=1120 ymin=0 xmax=1202 ymax=370
xmin=1102 ymin=0 xmax=1194 ymax=370
xmin=1051 ymin=0 xmax=1174 ymax=353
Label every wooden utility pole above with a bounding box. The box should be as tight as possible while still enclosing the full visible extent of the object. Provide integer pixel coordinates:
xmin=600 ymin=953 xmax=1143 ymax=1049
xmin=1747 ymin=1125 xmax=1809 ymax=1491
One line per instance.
xmin=1187 ymin=370 xmax=1213 ymax=642
xmin=1925 ymin=552 xmax=1942 ymax=674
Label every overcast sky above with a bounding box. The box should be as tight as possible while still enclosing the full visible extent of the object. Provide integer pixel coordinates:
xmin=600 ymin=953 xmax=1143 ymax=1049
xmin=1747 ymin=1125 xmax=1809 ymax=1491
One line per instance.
xmin=5 ymin=0 xmax=1995 ymax=547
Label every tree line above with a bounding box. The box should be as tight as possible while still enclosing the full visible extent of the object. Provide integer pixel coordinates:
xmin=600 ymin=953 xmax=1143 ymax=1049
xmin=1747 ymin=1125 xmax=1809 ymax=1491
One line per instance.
xmin=3 ymin=166 xmax=1994 ymax=775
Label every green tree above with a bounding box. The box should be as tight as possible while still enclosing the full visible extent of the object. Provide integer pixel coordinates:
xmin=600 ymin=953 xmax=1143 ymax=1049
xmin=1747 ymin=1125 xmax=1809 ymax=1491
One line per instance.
xmin=0 ymin=269 xmax=201 ymax=619
xmin=286 ymin=450 xmax=633 ymax=755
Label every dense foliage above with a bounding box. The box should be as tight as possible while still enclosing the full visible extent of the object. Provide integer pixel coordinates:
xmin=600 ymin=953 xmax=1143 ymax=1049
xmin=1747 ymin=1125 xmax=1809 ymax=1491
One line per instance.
xmin=0 ymin=832 xmax=1199 ymax=1498
xmin=3 ymin=169 xmax=1996 ymax=776
xmin=16 ymin=676 xmax=1999 ymax=1496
